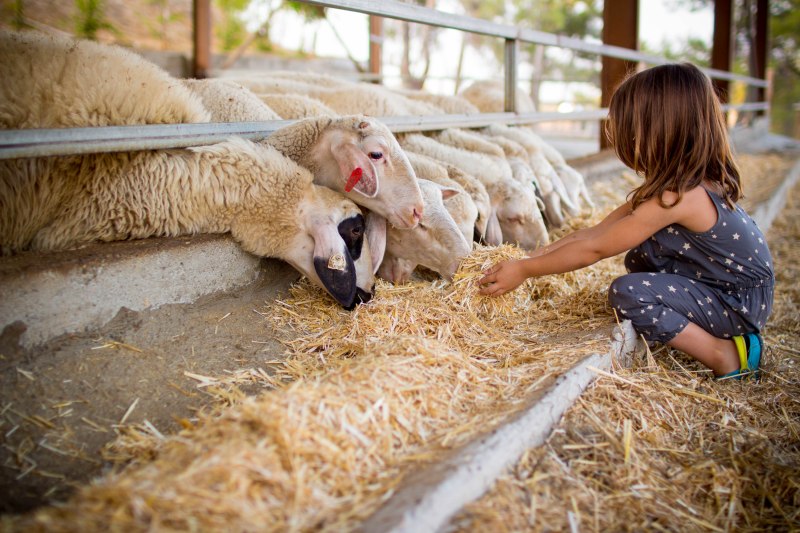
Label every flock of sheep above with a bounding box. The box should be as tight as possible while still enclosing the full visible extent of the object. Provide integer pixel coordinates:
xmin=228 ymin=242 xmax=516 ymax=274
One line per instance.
xmin=0 ymin=29 xmax=593 ymax=309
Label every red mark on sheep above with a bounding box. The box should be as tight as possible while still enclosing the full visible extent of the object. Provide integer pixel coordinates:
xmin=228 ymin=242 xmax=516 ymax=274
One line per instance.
xmin=344 ymin=167 xmax=363 ymax=192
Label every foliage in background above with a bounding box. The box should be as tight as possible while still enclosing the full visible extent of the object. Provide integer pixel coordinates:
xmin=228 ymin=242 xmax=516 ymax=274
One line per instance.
xmin=768 ymin=0 xmax=800 ymax=136
xmin=670 ymin=0 xmax=800 ymax=136
xmin=140 ymin=0 xmax=185 ymax=50
xmin=214 ymin=0 xmax=250 ymax=52
xmin=74 ymin=0 xmax=116 ymax=40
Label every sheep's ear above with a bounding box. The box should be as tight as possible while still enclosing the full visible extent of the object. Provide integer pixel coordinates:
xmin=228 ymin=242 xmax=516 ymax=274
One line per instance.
xmin=310 ymin=222 xmax=357 ymax=308
xmin=485 ymin=207 xmax=503 ymax=246
xmin=365 ymin=211 xmax=387 ymax=275
xmin=438 ymin=185 xmax=461 ymax=201
xmin=331 ymin=140 xmax=379 ymax=198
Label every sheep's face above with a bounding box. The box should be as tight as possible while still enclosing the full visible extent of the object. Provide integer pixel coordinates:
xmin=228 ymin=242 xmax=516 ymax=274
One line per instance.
xmin=495 ymin=180 xmax=549 ymax=250
xmin=287 ymin=186 xmax=384 ymax=309
xmin=312 ymin=116 xmax=424 ymax=230
xmin=381 ymin=179 xmax=471 ymax=282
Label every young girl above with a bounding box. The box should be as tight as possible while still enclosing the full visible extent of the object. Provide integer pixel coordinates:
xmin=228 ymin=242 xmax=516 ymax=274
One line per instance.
xmin=478 ymin=63 xmax=774 ymax=380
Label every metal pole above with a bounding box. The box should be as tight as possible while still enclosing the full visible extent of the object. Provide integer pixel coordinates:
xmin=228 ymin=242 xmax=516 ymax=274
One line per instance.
xmin=504 ymin=39 xmax=518 ymax=113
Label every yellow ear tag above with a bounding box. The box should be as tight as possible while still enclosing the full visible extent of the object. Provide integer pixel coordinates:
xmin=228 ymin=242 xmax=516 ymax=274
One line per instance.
xmin=327 ymin=253 xmax=346 ymax=271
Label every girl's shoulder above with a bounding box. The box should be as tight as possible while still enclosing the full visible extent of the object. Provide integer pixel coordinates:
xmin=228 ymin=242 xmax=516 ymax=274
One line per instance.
xmin=663 ymin=185 xmax=719 ymax=233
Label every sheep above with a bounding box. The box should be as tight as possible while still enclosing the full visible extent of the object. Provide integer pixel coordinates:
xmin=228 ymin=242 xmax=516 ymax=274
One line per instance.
xmin=179 ymin=78 xmax=426 ymax=233
xmin=181 ymin=78 xmax=283 ymax=122
xmin=378 ymin=179 xmax=471 ymax=284
xmin=404 ymin=151 xmax=477 ymax=246
xmin=512 ymin=128 xmax=594 ymax=213
xmin=258 ymin=93 xmax=338 ymax=120
xmin=400 ymin=133 xmax=507 ymax=245
xmin=409 ymin=131 xmax=548 ymax=250
xmin=0 ymin=29 xmax=209 ymax=128
xmin=264 ymin=115 xmax=424 ymax=231
xmin=392 ymin=88 xmax=481 ymax=115
xmin=459 ymin=79 xmax=537 ymax=114
xmin=1 ymin=139 xmax=379 ymax=308
xmin=480 ymin=123 xmax=572 ymax=227
xmin=183 ymin=80 xmax=478 ymax=285
xmin=0 ymin=30 xmax=379 ymax=308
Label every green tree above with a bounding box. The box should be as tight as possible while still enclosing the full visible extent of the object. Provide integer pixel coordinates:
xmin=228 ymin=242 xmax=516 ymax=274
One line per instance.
xmin=457 ymin=0 xmax=602 ymax=108
xmin=74 ymin=0 xmax=116 ymax=40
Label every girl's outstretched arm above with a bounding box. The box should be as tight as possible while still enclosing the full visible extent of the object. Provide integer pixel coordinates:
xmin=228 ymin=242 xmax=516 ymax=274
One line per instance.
xmin=479 ymin=197 xmax=686 ymax=296
xmin=528 ymin=202 xmax=632 ymax=258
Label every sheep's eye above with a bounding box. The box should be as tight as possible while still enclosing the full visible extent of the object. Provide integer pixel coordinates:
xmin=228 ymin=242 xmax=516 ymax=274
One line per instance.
xmin=368 ymin=151 xmax=383 ymax=160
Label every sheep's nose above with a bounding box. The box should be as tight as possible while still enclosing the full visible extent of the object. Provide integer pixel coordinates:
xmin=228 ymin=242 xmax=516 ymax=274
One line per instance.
xmin=411 ymin=205 xmax=423 ymax=225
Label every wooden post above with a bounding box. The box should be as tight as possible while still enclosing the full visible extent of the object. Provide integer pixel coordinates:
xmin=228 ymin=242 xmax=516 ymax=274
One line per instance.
xmin=193 ymin=0 xmax=211 ymax=79
xmin=754 ymin=0 xmax=769 ymax=111
xmin=600 ymin=0 xmax=638 ymax=149
xmin=711 ymin=0 xmax=733 ymax=102
xmin=368 ymin=15 xmax=383 ymax=84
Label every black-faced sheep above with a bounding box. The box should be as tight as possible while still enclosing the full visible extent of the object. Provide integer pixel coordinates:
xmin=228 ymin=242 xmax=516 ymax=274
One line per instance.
xmin=0 ymin=30 xmax=377 ymax=308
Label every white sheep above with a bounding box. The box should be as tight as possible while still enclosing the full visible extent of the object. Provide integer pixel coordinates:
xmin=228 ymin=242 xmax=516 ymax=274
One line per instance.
xmin=458 ymin=79 xmax=537 ymax=114
xmin=180 ymin=77 xmax=426 ymax=233
xmin=481 ymin=124 xmax=572 ymax=227
xmin=410 ymin=131 xmax=548 ymax=250
xmin=0 ymin=30 xmax=379 ymax=308
xmin=258 ymin=93 xmax=338 ymax=120
xmin=378 ymin=179 xmax=471 ymax=284
xmin=264 ymin=115 xmax=424 ymax=230
xmin=183 ymin=80 xmax=479 ymax=285
xmin=182 ymin=78 xmax=283 ymax=122
xmin=404 ymin=151 xmax=477 ymax=246
xmin=0 ymin=29 xmax=209 ymax=128
xmin=392 ymin=88 xmax=481 ymax=115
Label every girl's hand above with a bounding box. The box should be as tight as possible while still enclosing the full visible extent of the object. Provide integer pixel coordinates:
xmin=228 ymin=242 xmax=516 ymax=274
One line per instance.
xmin=478 ymin=260 xmax=529 ymax=296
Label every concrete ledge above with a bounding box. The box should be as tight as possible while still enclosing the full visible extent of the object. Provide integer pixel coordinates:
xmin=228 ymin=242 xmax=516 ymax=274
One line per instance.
xmin=0 ymin=234 xmax=266 ymax=348
xmin=360 ymin=320 xmax=638 ymax=533
xmin=751 ymin=156 xmax=800 ymax=232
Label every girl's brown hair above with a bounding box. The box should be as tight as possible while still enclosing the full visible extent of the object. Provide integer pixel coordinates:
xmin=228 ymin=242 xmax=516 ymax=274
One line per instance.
xmin=605 ymin=63 xmax=741 ymax=210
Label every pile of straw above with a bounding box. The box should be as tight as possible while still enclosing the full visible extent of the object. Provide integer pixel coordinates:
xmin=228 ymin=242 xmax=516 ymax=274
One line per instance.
xmin=453 ymin=157 xmax=800 ymax=531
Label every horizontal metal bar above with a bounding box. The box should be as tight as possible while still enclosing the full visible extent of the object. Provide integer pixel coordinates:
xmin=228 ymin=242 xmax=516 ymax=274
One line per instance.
xmin=721 ymin=102 xmax=770 ymax=112
xmin=0 ymin=101 xmax=770 ymax=160
xmin=0 ymin=121 xmax=291 ymax=159
xmin=298 ymin=0 xmax=768 ymax=88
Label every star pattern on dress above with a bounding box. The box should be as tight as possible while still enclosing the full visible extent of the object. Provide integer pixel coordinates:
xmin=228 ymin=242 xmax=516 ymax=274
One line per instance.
xmin=668 ymin=285 xmax=676 ymax=293
xmin=733 ymin=233 xmax=740 ymax=240
xmin=642 ymin=280 xmax=651 ymax=286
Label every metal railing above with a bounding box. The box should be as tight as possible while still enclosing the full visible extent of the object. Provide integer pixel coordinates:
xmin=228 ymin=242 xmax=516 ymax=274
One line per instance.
xmin=0 ymin=0 xmax=770 ymax=160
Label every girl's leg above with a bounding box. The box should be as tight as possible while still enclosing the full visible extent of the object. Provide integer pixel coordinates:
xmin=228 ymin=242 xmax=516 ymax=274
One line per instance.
xmin=609 ymin=272 xmax=749 ymax=376
xmin=666 ymin=322 xmax=740 ymax=376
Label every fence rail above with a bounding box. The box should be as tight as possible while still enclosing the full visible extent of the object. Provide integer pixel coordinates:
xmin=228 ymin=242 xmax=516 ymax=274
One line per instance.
xmin=0 ymin=0 xmax=770 ymax=160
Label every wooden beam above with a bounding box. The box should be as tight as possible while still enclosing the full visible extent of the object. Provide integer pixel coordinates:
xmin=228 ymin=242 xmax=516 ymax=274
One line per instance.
xmin=754 ymin=0 xmax=769 ymax=108
xmin=368 ymin=15 xmax=383 ymax=83
xmin=193 ymin=0 xmax=211 ymax=79
xmin=600 ymin=0 xmax=638 ymax=149
xmin=711 ymin=0 xmax=733 ymax=102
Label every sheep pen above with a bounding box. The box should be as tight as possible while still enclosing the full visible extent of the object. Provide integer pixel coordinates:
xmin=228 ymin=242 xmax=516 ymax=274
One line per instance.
xmin=2 ymin=150 xmax=798 ymax=532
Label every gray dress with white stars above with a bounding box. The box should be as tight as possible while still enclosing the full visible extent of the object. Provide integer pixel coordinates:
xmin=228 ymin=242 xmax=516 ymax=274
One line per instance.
xmin=608 ymin=188 xmax=774 ymax=344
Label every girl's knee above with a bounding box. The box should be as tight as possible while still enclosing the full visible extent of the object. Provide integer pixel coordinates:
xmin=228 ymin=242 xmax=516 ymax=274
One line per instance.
xmin=608 ymin=275 xmax=638 ymax=309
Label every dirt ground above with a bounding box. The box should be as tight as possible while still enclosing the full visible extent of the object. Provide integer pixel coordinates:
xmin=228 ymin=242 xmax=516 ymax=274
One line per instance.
xmin=0 ymin=259 xmax=298 ymax=513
